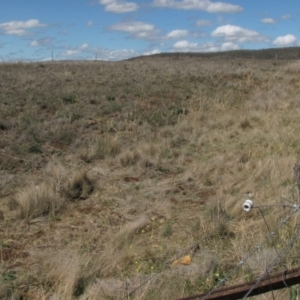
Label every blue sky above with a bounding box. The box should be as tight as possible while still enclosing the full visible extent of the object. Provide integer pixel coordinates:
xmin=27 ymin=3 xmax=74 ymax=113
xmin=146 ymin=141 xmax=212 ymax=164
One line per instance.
xmin=1 ymin=0 xmax=299 ymax=61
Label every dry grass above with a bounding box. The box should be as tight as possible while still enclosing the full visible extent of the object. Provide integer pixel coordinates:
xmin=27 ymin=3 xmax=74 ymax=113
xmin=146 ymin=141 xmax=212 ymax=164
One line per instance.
xmin=15 ymin=183 xmax=65 ymax=221
xmin=1 ymin=56 xmax=300 ymax=299
xmin=63 ymin=169 xmax=94 ymax=200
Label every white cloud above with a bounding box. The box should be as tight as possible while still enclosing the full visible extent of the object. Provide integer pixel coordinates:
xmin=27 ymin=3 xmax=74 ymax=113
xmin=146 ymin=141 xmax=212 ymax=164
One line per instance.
xmin=65 ymin=49 xmax=78 ymax=56
xmin=152 ymin=0 xmax=243 ymax=13
xmin=92 ymin=47 xmax=138 ymax=60
xmin=109 ymin=21 xmax=158 ymax=39
xmin=172 ymin=40 xmax=241 ymax=52
xmin=261 ymin=18 xmax=276 ymax=24
xmin=166 ymin=29 xmax=189 ymax=39
xmin=99 ymin=0 xmax=138 ymax=13
xmin=30 ymin=41 xmax=39 ymax=47
xmin=86 ymin=21 xmax=93 ymax=26
xmin=144 ymin=49 xmax=161 ymax=55
xmin=206 ymin=2 xmax=242 ymax=13
xmin=273 ymin=34 xmax=297 ymax=46
xmin=173 ymin=40 xmax=197 ymax=49
xmin=220 ymin=41 xmax=239 ymax=51
xmin=62 ymin=43 xmax=90 ymax=56
xmin=0 ymin=19 xmax=46 ymax=36
xmin=211 ymin=24 xmax=267 ymax=43
xmin=196 ymin=19 xmax=212 ymax=27
xmin=79 ymin=43 xmax=89 ymax=50
xmin=172 ymin=40 xmax=222 ymax=52
xmin=281 ymin=14 xmax=291 ymax=20
xmin=30 ymin=38 xmax=51 ymax=47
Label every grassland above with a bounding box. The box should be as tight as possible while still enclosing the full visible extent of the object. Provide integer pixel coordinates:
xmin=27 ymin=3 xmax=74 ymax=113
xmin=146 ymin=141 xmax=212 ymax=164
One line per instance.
xmin=1 ymin=54 xmax=300 ymax=299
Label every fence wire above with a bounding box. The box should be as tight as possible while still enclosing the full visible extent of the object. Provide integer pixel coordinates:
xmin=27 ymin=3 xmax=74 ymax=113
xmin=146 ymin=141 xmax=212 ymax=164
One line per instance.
xmin=201 ymin=204 xmax=300 ymax=300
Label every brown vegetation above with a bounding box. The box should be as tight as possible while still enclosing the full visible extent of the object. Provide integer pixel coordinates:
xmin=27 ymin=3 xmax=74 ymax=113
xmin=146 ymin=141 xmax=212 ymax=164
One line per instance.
xmin=1 ymin=55 xmax=300 ymax=299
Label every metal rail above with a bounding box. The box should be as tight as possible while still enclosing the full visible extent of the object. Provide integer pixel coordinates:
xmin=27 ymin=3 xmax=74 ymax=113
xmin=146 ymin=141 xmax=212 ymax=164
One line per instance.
xmin=176 ymin=266 xmax=300 ymax=300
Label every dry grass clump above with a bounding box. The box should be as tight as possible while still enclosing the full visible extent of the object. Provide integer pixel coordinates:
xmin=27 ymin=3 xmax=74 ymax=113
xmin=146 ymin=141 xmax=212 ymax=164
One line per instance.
xmin=12 ymin=166 xmax=94 ymax=221
xmin=44 ymin=252 xmax=82 ymax=300
xmin=15 ymin=182 xmax=65 ymax=221
xmin=118 ymin=214 xmax=150 ymax=237
xmin=20 ymin=250 xmax=83 ymax=300
xmin=79 ymin=277 xmax=127 ymax=300
xmin=79 ymin=136 xmax=122 ymax=162
xmin=63 ymin=169 xmax=94 ymax=200
xmin=118 ymin=148 xmax=141 ymax=167
xmin=96 ymin=214 xmax=151 ymax=276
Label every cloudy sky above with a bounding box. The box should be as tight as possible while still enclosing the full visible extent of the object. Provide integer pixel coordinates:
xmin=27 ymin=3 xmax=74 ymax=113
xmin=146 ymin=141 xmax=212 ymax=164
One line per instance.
xmin=1 ymin=0 xmax=299 ymax=61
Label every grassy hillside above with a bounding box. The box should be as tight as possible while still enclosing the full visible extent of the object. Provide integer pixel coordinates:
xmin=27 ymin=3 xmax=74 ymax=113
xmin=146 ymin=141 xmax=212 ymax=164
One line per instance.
xmin=130 ymin=46 xmax=300 ymax=61
xmin=1 ymin=55 xmax=300 ymax=299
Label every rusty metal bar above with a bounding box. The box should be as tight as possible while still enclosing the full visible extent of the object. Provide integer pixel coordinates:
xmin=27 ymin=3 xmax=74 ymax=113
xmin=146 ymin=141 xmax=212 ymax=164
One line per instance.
xmin=176 ymin=266 xmax=300 ymax=300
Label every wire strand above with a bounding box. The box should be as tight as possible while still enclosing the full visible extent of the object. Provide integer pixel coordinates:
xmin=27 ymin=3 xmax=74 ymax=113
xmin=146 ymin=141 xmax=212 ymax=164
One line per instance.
xmin=242 ymin=217 xmax=300 ymax=298
xmin=258 ymin=207 xmax=281 ymax=258
xmin=121 ymin=243 xmax=200 ymax=299
xmin=122 ymin=204 xmax=299 ymax=299
xmin=201 ymin=205 xmax=300 ymax=300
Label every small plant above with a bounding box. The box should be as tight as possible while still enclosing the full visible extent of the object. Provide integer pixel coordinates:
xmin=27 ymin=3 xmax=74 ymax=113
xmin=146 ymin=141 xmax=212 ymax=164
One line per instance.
xmin=106 ymin=95 xmax=115 ymax=101
xmin=89 ymin=99 xmax=98 ymax=105
xmin=290 ymin=285 xmax=300 ymax=300
xmin=162 ymin=221 xmax=173 ymax=237
xmin=62 ymin=94 xmax=76 ymax=103
xmin=240 ymin=118 xmax=251 ymax=129
xmin=171 ymin=106 xmax=188 ymax=116
xmin=70 ymin=113 xmax=83 ymax=122
xmin=204 ymin=178 xmax=213 ymax=187
xmin=28 ymin=144 xmax=42 ymax=154
xmin=55 ymin=128 xmax=77 ymax=146
xmin=1 ymin=272 xmax=16 ymax=282
xmin=110 ymin=102 xmax=122 ymax=113
xmin=244 ymin=266 xmax=254 ymax=282
xmin=183 ymin=279 xmax=196 ymax=295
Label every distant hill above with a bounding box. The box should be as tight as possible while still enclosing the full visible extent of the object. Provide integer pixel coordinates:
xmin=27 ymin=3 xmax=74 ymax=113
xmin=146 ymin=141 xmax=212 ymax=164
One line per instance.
xmin=128 ymin=47 xmax=300 ymax=61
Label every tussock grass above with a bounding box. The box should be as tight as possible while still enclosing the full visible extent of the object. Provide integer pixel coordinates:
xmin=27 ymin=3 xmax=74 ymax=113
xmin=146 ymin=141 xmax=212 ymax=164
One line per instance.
xmin=1 ymin=57 xmax=300 ymax=299
xmin=79 ymin=136 xmax=122 ymax=162
xmin=63 ymin=169 xmax=94 ymax=200
xmin=20 ymin=250 xmax=83 ymax=300
xmin=97 ymin=215 xmax=151 ymax=277
xmin=12 ymin=166 xmax=94 ymax=221
xmin=118 ymin=148 xmax=141 ymax=167
xmin=15 ymin=183 xmax=65 ymax=221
